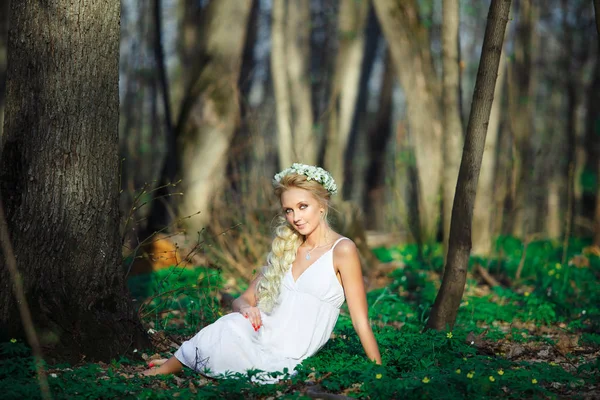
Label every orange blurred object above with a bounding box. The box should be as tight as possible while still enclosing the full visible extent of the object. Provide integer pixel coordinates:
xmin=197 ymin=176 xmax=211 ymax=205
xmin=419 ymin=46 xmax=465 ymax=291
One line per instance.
xmin=126 ymin=234 xmax=192 ymax=276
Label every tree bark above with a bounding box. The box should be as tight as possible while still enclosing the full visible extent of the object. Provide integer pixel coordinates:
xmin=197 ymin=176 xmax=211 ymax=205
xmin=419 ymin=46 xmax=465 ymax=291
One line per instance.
xmin=0 ymin=0 xmax=8 ymax=139
xmin=592 ymin=0 xmax=600 ymax=246
xmin=347 ymin=6 xmax=381 ymax=204
xmin=427 ymin=0 xmax=512 ymax=331
xmin=0 ymin=0 xmax=147 ymax=360
xmin=178 ymin=0 xmax=253 ymax=234
xmin=471 ymin=34 xmax=507 ymax=255
xmin=324 ymin=0 xmax=369 ymax=193
xmin=373 ymin=0 xmax=443 ymax=243
xmin=271 ymin=0 xmax=316 ymax=168
xmin=441 ymin=0 xmax=464 ymax=253
xmin=507 ymin=0 xmax=537 ymax=237
xmin=364 ymin=51 xmax=394 ymax=230
xmin=143 ymin=0 xmax=177 ymax=237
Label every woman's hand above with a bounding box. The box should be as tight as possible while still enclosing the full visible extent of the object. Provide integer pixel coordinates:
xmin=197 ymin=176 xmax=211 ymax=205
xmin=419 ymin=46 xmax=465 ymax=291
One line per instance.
xmin=232 ymin=274 xmax=263 ymax=331
xmin=239 ymin=305 xmax=262 ymax=331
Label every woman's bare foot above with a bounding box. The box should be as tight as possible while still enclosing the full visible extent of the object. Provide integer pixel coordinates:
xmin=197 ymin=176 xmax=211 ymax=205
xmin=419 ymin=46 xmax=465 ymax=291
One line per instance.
xmin=141 ymin=368 xmax=160 ymax=376
xmin=141 ymin=357 xmax=184 ymax=377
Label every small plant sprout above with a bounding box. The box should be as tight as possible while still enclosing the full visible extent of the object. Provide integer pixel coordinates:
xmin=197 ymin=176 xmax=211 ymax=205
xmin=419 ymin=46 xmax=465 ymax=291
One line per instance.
xmin=10 ymin=338 xmax=16 ymax=343
xmin=422 ymin=377 xmax=430 ymax=383
xmin=375 ymin=373 xmax=382 ymax=379
xmin=489 ymin=376 xmax=495 ymax=382
xmin=532 ymin=378 xmax=538 ymax=384
xmin=455 ymin=369 xmax=461 ymax=374
xmin=497 ymin=369 xmax=504 ymax=375
xmin=446 ymin=332 xmax=453 ymax=339
xmin=467 ymin=371 xmax=475 ymax=379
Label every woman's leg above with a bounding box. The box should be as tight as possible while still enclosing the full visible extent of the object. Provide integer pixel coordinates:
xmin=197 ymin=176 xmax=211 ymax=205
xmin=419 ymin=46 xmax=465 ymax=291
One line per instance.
xmin=142 ymin=356 xmax=184 ymax=376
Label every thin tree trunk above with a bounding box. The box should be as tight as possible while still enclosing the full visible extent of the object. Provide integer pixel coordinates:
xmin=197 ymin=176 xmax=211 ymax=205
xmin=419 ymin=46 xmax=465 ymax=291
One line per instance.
xmin=325 ymin=0 xmax=369 ymax=192
xmin=144 ymin=0 xmax=177 ymax=237
xmin=591 ymin=0 xmax=600 ymax=246
xmin=178 ymin=0 xmax=253 ymax=233
xmin=441 ymin=0 xmax=464 ymax=253
xmin=271 ymin=0 xmax=315 ymax=168
xmin=373 ymin=0 xmax=443 ymax=243
xmin=271 ymin=0 xmax=294 ymax=168
xmin=0 ymin=0 xmax=147 ymax=360
xmin=472 ymin=36 xmax=507 ymax=255
xmin=427 ymin=0 xmax=512 ymax=331
xmin=287 ymin=0 xmax=315 ymax=165
xmin=0 ymin=0 xmax=8 ymax=140
xmin=508 ymin=0 xmax=536 ymax=237
xmin=364 ymin=51 xmax=394 ymax=230
xmin=346 ymin=6 xmax=381 ymax=203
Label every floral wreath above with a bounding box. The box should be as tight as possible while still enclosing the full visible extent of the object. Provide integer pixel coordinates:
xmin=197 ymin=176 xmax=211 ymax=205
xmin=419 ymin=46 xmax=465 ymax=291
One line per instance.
xmin=273 ymin=163 xmax=338 ymax=195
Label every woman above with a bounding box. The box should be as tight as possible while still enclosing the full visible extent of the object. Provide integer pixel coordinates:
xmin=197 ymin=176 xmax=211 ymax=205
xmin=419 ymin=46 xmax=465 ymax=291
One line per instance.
xmin=143 ymin=163 xmax=381 ymax=381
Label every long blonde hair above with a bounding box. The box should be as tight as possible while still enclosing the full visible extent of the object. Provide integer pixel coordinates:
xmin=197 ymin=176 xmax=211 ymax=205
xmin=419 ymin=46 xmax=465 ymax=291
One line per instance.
xmin=256 ymin=173 xmax=331 ymax=312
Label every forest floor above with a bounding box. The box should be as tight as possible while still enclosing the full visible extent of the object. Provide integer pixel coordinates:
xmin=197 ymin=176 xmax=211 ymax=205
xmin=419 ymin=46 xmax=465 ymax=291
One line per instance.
xmin=1 ymin=236 xmax=599 ymax=399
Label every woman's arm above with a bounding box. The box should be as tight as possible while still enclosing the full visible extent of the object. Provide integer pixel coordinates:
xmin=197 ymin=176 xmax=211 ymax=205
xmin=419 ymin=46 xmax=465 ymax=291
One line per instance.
xmin=335 ymin=241 xmax=382 ymax=364
xmin=232 ymin=274 xmax=263 ymax=329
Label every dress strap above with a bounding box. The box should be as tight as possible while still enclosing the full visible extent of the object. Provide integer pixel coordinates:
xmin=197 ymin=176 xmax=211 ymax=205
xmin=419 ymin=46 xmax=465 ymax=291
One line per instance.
xmin=330 ymin=237 xmax=349 ymax=251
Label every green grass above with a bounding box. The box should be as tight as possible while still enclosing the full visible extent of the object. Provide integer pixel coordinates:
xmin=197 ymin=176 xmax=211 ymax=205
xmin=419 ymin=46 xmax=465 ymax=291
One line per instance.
xmin=1 ymin=236 xmax=599 ymax=399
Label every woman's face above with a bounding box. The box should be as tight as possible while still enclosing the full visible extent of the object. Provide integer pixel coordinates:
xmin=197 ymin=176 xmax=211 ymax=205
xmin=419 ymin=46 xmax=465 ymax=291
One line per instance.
xmin=280 ymin=187 xmax=325 ymax=236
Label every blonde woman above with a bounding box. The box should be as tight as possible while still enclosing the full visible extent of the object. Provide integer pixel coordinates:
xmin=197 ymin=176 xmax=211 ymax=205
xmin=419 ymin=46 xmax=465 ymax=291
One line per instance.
xmin=143 ymin=164 xmax=381 ymax=381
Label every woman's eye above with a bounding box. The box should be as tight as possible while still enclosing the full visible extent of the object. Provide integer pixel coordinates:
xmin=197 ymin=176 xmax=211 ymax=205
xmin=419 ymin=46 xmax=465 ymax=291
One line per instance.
xmin=285 ymin=209 xmax=292 ymax=214
xmin=300 ymin=204 xmax=307 ymax=209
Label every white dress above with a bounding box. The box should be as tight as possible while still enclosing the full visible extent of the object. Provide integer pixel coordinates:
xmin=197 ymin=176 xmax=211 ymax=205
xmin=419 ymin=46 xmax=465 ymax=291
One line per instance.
xmin=174 ymin=237 xmax=348 ymax=382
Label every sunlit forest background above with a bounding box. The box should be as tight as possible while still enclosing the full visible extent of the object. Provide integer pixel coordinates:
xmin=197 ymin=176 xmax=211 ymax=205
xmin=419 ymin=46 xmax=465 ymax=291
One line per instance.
xmin=108 ymin=0 xmax=600 ymax=276
xmin=1 ymin=0 xmax=600 ymax=398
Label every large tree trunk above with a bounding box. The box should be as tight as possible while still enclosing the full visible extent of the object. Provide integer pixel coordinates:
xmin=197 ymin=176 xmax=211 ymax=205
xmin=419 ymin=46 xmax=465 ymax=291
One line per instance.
xmin=471 ymin=36 xmax=508 ymax=255
xmin=178 ymin=0 xmax=253 ymax=233
xmin=0 ymin=0 xmax=8 ymax=139
xmin=271 ymin=0 xmax=316 ymax=168
xmin=0 ymin=0 xmax=147 ymax=360
xmin=324 ymin=0 xmax=368 ymax=193
xmin=427 ymin=0 xmax=511 ymax=331
xmin=373 ymin=0 xmax=443 ymax=243
xmin=441 ymin=0 xmax=464 ymax=252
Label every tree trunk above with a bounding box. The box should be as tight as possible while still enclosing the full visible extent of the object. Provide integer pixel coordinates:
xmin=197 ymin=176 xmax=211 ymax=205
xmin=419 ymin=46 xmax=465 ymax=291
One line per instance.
xmin=441 ymin=0 xmax=464 ymax=253
xmin=271 ymin=0 xmax=316 ymax=168
xmin=0 ymin=0 xmax=8 ymax=139
xmin=364 ymin=51 xmax=394 ymax=230
xmin=373 ymin=0 xmax=443 ymax=243
xmin=143 ymin=0 xmax=177 ymax=237
xmin=346 ymin=6 xmax=381 ymax=204
xmin=471 ymin=36 xmax=508 ymax=255
xmin=591 ymin=0 xmax=600 ymax=246
xmin=178 ymin=0 xmax=253 ymax=234
xmin=324 ymin=0 xmax=369 ymax=193
xmin=507 ymin=0 xmax=536 ymax=237
xmin=0 ymin=0 xmax=147 ymax=360
xmin=427 ymin=0 xmax=512 ymax=331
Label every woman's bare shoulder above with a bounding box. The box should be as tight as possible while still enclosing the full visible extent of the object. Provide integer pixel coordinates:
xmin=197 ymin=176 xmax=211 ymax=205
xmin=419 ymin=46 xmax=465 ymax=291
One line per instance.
xmin=332 ymin=237 xmax=359 ymax=260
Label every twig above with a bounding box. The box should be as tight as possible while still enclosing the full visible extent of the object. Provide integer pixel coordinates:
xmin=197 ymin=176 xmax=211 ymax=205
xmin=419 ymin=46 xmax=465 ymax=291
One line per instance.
xmin=476 ymin=263 xmax=501 ymax=287
xmin=0 ymin=198 xmax=52 ymax=400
